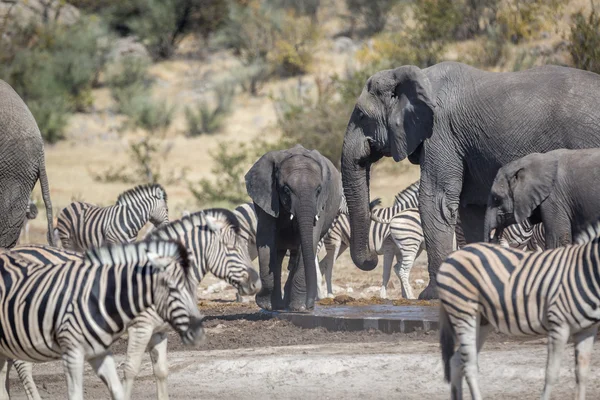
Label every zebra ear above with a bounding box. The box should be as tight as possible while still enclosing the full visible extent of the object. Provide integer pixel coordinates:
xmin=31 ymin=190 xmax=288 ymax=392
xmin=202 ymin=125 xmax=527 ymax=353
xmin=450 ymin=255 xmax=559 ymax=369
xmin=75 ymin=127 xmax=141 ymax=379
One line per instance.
xmin=147 ymin=251 xmax=172 ymax=271
xmin=204 ymin=213 xmax=222 ymax=233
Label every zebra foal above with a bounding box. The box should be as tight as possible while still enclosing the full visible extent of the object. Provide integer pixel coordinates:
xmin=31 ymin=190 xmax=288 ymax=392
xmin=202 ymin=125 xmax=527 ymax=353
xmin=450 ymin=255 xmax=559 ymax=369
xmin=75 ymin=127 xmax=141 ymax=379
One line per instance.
xmin=57 ymin=184 xmax=169 ymax=251
xmin=438 ymin=219 xmax=600 ymax=400
xmin=0 ymin=240 xmax=203 ymax=400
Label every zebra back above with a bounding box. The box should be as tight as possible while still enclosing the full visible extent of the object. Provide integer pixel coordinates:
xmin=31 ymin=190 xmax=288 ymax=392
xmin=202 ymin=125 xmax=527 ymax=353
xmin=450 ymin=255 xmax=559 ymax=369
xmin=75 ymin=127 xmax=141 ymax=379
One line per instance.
xmin=5 ymin=244 xmax=83 ymax=265
xmin=147 ymin=208 xmax=256 ymax=290
xmin=393 ymin=181 xmax=420 ymax=209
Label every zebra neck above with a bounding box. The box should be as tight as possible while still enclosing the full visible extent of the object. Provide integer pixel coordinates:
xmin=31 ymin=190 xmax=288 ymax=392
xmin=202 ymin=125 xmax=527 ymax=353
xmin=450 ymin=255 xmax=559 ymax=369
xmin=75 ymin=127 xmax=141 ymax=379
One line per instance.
xmin=86 ymin=263 xmax=155 ymax=334
xmin=118 ymin=203 xmax=151 ymax=235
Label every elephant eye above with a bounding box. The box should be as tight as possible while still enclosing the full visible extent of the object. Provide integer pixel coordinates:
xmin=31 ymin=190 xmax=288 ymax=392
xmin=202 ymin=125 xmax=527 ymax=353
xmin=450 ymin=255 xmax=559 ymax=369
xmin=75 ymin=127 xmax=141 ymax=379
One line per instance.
xmin=316 ymin=185 xmax=322 ymax=196
xmin=283 ymin=185 xmax=292 ymax=196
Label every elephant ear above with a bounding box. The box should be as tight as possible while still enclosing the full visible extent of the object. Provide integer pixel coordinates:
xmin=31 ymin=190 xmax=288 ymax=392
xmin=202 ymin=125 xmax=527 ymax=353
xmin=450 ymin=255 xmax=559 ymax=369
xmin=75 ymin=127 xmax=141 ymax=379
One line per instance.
xmin=388 ymin=66 xmax=435 ymax=162
xmin=309 ymin=149 xmax=338 ymax=216
xmin=509 ymin=155 xmax=558 ymax=223
xmin=245 ymin=151 xmax=285 ymax=218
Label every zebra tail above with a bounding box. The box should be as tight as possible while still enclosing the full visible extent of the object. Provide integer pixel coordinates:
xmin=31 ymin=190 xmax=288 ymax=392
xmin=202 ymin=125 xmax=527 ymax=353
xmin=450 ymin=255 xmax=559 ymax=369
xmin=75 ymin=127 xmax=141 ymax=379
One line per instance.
xmin=439 ymin=305 xmax=455 ymax=383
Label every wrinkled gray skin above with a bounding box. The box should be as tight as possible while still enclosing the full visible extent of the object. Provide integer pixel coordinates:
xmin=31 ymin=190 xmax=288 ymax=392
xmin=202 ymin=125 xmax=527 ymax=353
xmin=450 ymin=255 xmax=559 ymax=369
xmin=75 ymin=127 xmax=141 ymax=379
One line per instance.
xmin=485 ymin=148 xmax=600 ymax=248
xmin=0 ymin=80 xmax=55 ymax=248
xmin=341 ymin=61 xmax=600 ymax=299
xmin=245 ymin=145 xmax=342 ymax=311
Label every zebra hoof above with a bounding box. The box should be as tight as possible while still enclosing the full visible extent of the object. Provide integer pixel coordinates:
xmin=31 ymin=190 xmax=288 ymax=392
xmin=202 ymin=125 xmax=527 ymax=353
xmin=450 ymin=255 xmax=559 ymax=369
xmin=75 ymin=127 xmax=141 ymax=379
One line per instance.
xmin=380 ymin=286 xmax=387 ymax=299
xmin=327 ymin=293 xmax=334 ymax=299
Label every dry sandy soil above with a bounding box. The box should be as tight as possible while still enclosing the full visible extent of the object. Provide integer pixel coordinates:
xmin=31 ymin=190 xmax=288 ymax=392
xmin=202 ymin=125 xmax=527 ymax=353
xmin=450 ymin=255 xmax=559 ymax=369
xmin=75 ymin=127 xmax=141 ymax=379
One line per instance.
xmin=8 ymin=301 xmax=600 ymax=400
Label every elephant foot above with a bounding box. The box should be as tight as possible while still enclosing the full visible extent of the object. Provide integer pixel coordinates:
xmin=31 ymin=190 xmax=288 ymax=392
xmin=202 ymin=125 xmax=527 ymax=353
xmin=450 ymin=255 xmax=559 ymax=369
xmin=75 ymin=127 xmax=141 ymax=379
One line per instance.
xmin=287 ymin=296 xmax=314 ymax=313
xmin=418 ymin=281 xmax=438 ymax=300
xmin=255 ymin=291 xmax=285 ymax=311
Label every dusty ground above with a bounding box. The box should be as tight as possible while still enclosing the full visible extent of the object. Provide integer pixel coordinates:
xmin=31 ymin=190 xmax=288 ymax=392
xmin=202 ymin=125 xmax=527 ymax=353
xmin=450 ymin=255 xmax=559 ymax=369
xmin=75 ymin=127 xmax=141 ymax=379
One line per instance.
xmin=9 ymin=302 xmax=600 ymax=400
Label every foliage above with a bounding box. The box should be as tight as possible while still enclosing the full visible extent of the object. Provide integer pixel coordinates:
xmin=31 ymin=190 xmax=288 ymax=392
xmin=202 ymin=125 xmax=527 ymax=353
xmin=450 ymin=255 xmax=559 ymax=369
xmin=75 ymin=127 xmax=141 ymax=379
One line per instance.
xmin=570 ymin=9 xmax=600 ymax=75
xmin=0 ymin=18 xmax=109 ymax=143
xmin=496 ymin=0 xmax=564 ymax=44
xmin=104 ymin=56 xmax=151 ymax=115
xmin=189 ymin=140 xmax=285 ymax=206
xmin=344 ymin=0 xmax=401 ymax=36
xmin=185 ymin=82 xmax=235 ymax=136
xmin=218 ymin=0 xmax=320 ymax=94
xmin=104 ymin=0 xmax=227 ymax=59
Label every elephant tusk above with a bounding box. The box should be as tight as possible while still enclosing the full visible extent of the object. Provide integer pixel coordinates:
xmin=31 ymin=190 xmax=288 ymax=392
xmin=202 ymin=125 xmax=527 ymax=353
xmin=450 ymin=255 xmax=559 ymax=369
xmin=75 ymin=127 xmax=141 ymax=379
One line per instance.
xmin=290 ymin=214 xmax=294 ymax=221
xmin=315 ymin=215 xmax=319 ymax=222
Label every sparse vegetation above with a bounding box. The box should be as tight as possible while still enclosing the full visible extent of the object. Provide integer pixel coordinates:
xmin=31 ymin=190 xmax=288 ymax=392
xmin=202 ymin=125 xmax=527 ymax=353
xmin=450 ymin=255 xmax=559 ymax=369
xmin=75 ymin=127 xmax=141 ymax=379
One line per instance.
xmin=185 ymin=82 xmax=235 ymax=136
xmin=570 ymin=8 xmax=600 ymax=74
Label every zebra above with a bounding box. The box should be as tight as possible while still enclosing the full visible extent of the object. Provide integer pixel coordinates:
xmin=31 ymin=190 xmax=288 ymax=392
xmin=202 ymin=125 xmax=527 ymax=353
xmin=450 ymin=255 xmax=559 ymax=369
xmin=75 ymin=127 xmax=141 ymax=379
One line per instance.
xmin=437 ymin=219 xmax=600 ymax=400
xmin=495 ymin=219 xmax=546 ymax=251
xmin=56 ymin=183 xmax=169 ymax=251
xmin=0 ymin=240 xmax=203 ymax=400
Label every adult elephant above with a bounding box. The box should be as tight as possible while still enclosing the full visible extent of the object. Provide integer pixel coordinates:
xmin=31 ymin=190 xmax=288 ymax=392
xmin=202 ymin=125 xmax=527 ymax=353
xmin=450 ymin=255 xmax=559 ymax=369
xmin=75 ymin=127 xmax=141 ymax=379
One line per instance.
xmin=245 ymin=145 xmax=342 ymax=311
xmin=0 ymin=80 xmax=55 ymax=248
xmin=340 ymin=61 xmax=600 ymax=299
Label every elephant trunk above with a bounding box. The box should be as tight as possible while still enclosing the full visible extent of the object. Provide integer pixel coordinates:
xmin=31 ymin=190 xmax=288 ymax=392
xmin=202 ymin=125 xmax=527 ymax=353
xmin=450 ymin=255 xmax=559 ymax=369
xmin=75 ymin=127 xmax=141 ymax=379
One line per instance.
xmin=297 ymin=198 xmax=318 ymax=310
xmin=341 ymin=125 xmax=378 ymax=271
xmin=484 ymin=208 xmax=500 ymax=243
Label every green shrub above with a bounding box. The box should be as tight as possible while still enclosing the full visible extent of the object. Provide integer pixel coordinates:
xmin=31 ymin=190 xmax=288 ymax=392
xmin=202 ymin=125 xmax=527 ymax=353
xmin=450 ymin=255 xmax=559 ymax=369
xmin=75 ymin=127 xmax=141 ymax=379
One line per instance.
xmin=570 ymin=9 xmax=600 ymax=74
xmin=104 ymin=56 xmax=151 ymax=115
xmin=0 ymin=18 xmax=108 ymax=143
xmin=185 ymin=82 xmax=235 ymax=136
xmin=104 ymin=0 xmax=226 ymax=59
xmin=344 ymin=0 xmax=401 ymax=36
xmin=189 ymin=140 xmax=285 ymax=207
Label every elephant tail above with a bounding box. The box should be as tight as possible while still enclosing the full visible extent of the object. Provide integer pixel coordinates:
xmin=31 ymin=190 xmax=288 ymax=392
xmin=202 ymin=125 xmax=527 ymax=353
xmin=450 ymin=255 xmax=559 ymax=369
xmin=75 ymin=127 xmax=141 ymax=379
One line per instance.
xmin=439 ymin=305 xmax=455 ymax=383
xmin=38 ymin=155 xmax=56 ymax=246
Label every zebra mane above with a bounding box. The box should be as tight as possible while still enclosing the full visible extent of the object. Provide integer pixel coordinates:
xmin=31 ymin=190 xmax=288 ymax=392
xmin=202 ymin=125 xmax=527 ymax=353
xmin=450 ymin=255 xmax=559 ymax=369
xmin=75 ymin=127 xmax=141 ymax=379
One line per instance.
xmin=574 ymin=219 xmax=600 ymax=245
xmin=369 ymin=198 xmax=382 ymax=210
xmin=151 ymin=208 xmax=240 ymax=236
xmin=116 ymin=184 xmax=167 ymax=205
xmin=84 ymin=240 xmax=191 ymax=271
xmin=394 ymin=180 xmax=420 ymax=205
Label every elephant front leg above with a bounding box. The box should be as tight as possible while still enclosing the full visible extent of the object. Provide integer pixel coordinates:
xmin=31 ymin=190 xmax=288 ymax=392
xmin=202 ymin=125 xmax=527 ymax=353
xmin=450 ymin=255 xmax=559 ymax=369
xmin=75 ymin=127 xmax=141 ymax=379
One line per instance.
xmin=418 ymin=169 xmax=463 ymax=300
xmin=255 ymin=213 xmax=286 ymax=311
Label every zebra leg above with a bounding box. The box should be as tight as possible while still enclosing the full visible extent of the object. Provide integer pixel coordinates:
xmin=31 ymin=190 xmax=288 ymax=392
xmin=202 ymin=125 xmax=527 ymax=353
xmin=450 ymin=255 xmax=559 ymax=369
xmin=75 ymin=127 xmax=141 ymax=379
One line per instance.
xmin=319 ymin=242 xmax=341 ymax=299
xmin=392 ymin=242 xmax=423 ymax=300
xmin=541 ymin=325 xmax=569 ymax=400
xmin=88 ymin=352 xmax=125 ymax=400
xmin=316 ymin=253 xmax=325 ymax=300
xmin=0 ymin=359 xmax=9 ymax=400
xmin=380 ymin=244 xmax=394 ymax=299
xmin=123 ymin=323 xmax=155 ymax=400
xmin=14 ymin=360 xmax=41 ymax=400
xmin=453 ymin=319 xmax=483 ymax=400
xmin=450 ymin=320 xmax=493 ymax=400
xmin=327 ymin=243 xmax=345 ymax=298
xmin=148 ymin=332 xmax=169 ymax=400
xmin=573 ymin=326 xmax=597 ymax=400
xmin=61 ymin=348 xmax=85 ymax=400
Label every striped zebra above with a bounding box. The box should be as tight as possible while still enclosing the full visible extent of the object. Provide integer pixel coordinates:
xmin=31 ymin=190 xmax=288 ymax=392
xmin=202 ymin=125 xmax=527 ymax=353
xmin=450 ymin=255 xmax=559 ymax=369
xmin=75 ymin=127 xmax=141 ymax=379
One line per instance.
xmin=56 ymin=184 xmax=169 ymax=251
xmin=437 ymin=219 xmax=600 ymax=400
xmin=496 ymin=219 xmax=546 ymax=251
xmin=4 ymin=210 xmax=250 ymax=400
xmin=0 ymin=240 xmax=203 ymax=400
xmin=233 ymin=202 xmax=258 ymax=261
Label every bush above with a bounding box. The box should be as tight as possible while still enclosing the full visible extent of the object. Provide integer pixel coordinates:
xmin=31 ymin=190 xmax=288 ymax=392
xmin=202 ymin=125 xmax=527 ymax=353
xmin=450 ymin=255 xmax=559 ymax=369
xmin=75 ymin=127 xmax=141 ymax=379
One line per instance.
xmin=185 ymin=82 xmax=235 ymax=136
xmin=344 ymin=0 xmax=401 ymax=36
xmin=218 ymin=0 xmax=319 ymax=94
xmin=496 ymin=0 xmax=564 ymax=44
xmin=104 ymin=56 xmax=151 ymax=115
xmin=189 ymin=140 xmax=285 ymax=207
xmin=570 ymin=9 xmax=600 ymax=74
xmin=104 ymin=0 xmax=227 ymax=59
xmin=0 ymin=18 xmax=109 ymax=143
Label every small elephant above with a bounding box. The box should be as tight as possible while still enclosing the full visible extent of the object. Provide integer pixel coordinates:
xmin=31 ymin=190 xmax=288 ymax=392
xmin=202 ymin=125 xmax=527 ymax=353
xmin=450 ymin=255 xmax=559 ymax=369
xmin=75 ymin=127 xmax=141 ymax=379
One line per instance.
xmin=0 ymin=80 xmax=55 ymax=248
xmin=245 ymin=144 xmax=342 ymax=311
xmin=485 ymin=148 xmax=600 ymax=248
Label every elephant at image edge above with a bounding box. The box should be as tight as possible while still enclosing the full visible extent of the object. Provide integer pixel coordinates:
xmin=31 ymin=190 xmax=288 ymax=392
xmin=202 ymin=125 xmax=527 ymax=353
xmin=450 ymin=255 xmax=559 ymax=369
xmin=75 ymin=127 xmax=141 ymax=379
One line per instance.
xmin=485 ymin=148 xmax=600 ymax=248
xmin=340 ymin=61 xmax=600 ymax=299
xmin=0 ymin=80 xmax=55 ymax=248
xmin=245 ymin=144 xmax=342 ymax=311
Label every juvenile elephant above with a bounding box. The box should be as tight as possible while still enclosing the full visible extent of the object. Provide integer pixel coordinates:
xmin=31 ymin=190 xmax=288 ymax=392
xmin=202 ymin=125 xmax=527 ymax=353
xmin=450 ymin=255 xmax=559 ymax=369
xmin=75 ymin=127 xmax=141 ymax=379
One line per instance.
xmin=0 ymin=80 xmax=55 ymax=248
xmin=340 ymin=61 xmax=600 ymax=299
xmin=485 ymin=148 xmax=600 ymax=248
xmin=245 ymin=145 xmax=342 ymax=311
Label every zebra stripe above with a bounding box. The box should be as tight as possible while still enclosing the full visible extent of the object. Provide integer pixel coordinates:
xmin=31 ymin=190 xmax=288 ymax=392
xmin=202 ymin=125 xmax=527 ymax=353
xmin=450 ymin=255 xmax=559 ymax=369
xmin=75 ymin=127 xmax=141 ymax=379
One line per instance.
xmin=233 ymin=202 xmax=258 ymax=260
xmin=0 ymin=240 xmax=202 ymax=400
xmin=56 ymin=184 xmax=169 ymax=251
xmin=437 ymin=220 xmax=600 ymax=399
xmin=393 ymin=181 xmax=419 ymax=209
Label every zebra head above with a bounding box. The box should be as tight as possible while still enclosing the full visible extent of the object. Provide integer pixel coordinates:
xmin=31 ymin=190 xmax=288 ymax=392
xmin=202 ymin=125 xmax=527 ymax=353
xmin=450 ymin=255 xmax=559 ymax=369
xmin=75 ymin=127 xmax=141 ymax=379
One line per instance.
xmin=142 ymin=240 xmax=204 ymax=346
xmin=147 ymin=185 xmax=169 ymax=227
xmin=202 ymin=209 xmax=261 ymax=296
